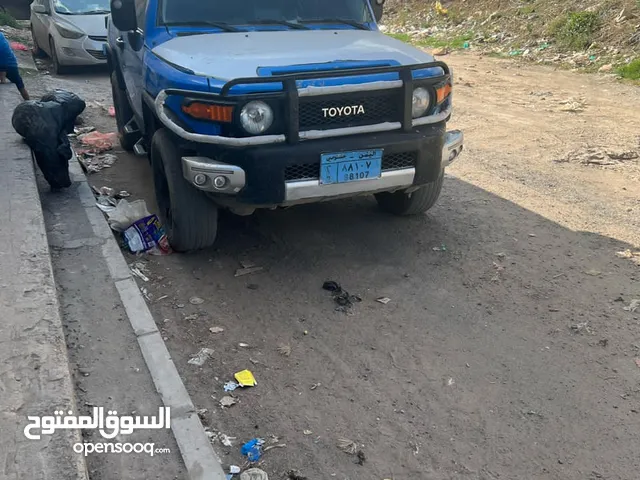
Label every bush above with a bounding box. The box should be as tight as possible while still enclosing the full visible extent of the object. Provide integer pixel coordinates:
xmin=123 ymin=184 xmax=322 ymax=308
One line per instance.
xmin=617 ymin=59 xmax=640 ymax=80
xmin=0 ymin=10 xmax=19 ymax=28
xmin=549 ymin=11 xmax=600 ymax=50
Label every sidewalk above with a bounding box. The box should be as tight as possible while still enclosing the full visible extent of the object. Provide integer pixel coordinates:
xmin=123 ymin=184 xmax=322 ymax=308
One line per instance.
xmin=0 ymin=86 xmax=87 ymax=479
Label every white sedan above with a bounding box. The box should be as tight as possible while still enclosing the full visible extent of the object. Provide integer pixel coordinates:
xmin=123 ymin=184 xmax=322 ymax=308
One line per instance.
xmin=30 ymin=0 xmax=110 ymax=74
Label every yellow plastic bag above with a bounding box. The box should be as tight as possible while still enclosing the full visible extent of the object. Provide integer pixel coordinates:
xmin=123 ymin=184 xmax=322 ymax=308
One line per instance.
xmin=234 ymin=369 xmax=257 ymax=387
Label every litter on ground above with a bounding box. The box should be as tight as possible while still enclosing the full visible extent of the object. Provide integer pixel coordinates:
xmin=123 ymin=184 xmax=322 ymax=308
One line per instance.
xmin=376 ymin=297 xmax=391 ymax=305
xmin=240 ymin=468 xmax=269 ymax=480
xmin=235 ymin=266 xmax=264 ymax=277
xmin=209 ymin=326 xmax=225 ymax=334
xmin=224 ymin=381 xmax=239 ymax=392
xmin=188 ymin=348 xmax=214 ymax=366
xmin=623 ymin=299 xmax=640 ymax=313
xmin=189 ymin=296 xmax=205 ymax=305
xmin=277 ymin=344 xmax=292 ymax=356
xmin=78 ymin=131 xmax=118 ymax=152
xmin=241 ymin=438 xmax=265 ymax=462
xmin=337 ymin=437 xmax=358 ymax=455
xmin=220 ymin=396 xmax=237 ymax=408
xmin=234 ymin=369 xmax=257 ymax=387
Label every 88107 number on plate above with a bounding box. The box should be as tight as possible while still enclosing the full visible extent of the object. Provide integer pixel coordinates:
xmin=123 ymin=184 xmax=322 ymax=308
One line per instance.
xmin=320 ymin=149 xmax=383 ymax=185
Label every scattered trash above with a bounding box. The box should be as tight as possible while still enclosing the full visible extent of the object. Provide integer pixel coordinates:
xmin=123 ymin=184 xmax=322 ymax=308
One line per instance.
xmin=209 ymin=326 xmax=225 ymax=334
xmin=241 ymin=439 xmax=265 ymax=462
xmin=623 ymin=299 xmax=640 ymax=313
xmin=196 ymin=408 xmax=208 ymax=418
xmin=558 ymin=98 xmax=586 ymax=113
xmin=78 ymin=131 xmax=118 ymax=152
xmin=570 ymin=321 xmax=593 ymax=334
xmin=129 ymin=262 xmax=150 ymax=282
xmin=238 ymin=343 xmax=250 ymax=348
xmin=240 ymin=468 xmax=268 ymax=480
xmin=447 ymin=377 xmax=455 ymax=386
xmin=220 ymin=433 xmax=236 ymax=447
xmin=557 ymin=147 xmax=639 ymax=166
xmin=356 ymin=450 xmax=366 ymax=465
xmin=224 ymin=381 xmax=239 ymax=392
xmin=337 ymin=437 xmax=358 ymax=455
xmin=235 ymin=266 xmax=264 ymax=277
xmin=123 ymin=214 xmax=172 ymax=255
xmin=277 ymin=344 xmax=292 ymax=357
xmin=263 ymin=443 xmax=286 ymax=452
xmin=79 ymin=153 xmax=117 ymax=173
xmin=616 ymin=249 xmax=640 ymax=265
xmin=310 ymin=383 xmax=321 ymax=390
xmin=432 ymin=47 xmax=449 ymax=56
xmin=585 ymin=269 xmax=601 ymax=276
xmin=303 ymin=430 xmax=313 ymax=435
xmin=75 ymin=126 xmax=95 ymax=135
xmin=108 ymin=106 xmax=116 ymax=117
xmin=189 ymin=296 xmax=205 ymax=305
xmin=599 ymin=64 xmax=614 ymax=73
xmin=188 ymin=348 xmax=214 ymax=366
xmin=230 ymin=465 xmax=241 ymax=475
xmin=432 ymin=244 xmax=447 ymax=251
xmin=10 ymin=41 xmax=29 ymax=52
xmin=287 ymin=471 xmax=308 ymax=480
xmin=220 ymin=396 xmax=237 ymax=408
xmin=463 ymin=41 xmax=470 ymax=49
xmin=376 ymin=297 xmax=391 ymax=305
xmin=184 ymin=313 xmax=199 ymax=321
xmin=322 ymin=280 xmax=361 ymax=312
xmin=234 ymin=370 xmax=257 ymax=387
xmin=107 ymin=199 xmax=150 ymax=231
xmin=434 ymin=1 xmax=447 ymax=15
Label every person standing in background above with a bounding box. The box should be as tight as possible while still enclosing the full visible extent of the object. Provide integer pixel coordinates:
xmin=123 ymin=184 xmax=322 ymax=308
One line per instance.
xmin=0 ymin=32 xmax=30 ymax=100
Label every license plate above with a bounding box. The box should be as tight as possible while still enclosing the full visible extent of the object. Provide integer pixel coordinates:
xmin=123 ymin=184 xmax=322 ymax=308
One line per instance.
xmin=320 ymin=149 xmax=383 ymax=185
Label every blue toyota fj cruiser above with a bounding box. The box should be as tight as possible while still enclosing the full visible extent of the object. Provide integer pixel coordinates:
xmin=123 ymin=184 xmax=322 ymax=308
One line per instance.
xmin=106 ymin=0 xmax=464 ymax=251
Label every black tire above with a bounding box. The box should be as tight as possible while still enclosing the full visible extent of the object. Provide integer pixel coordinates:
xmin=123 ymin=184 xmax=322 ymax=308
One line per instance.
xmin=49 ymin=37 xmax=67 ymax=75
xmin=110 ymin=72 xmax=138 ymax=151
xmin=150 ymin=129 xmax=218 ymax=252
xmin=375 ymin=170 xmax=445 ymax=215
xmin=31 ymin=26 xmax=45 ymax=57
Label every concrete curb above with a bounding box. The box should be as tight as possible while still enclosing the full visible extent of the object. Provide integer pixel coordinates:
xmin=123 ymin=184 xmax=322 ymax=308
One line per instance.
xmin=0 ymin=89 xmax=88 ymax=480
xmin=68 ymin=156 xmax=227 ymax=480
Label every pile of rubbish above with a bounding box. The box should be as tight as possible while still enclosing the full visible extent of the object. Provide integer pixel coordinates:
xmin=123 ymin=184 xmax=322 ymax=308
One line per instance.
xmin=12 ymin=89 xmax=86 ymax=189
xmin=99 ymin=198 xmax=172 ymax=255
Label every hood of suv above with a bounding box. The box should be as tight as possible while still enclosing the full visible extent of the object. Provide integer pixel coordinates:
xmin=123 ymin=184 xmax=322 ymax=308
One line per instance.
xmin=152 ymin=30 xmax=436 ymax=81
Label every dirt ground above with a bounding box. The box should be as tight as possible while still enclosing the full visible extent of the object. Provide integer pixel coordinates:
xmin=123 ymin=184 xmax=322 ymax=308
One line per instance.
xmin=29 ymin=52 xmax=640 ymax=480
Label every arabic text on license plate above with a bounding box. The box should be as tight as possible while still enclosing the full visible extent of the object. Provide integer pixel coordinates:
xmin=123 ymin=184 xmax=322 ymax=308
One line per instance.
xmin=320 ymin=149 xmax=383 ymax=185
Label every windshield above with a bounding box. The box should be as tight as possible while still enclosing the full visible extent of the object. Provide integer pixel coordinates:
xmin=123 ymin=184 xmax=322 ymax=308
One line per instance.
xmin=54 ymin=0 xmax=110 ymax=15
xmin=161 ymin=0 xmax=373 ymax=27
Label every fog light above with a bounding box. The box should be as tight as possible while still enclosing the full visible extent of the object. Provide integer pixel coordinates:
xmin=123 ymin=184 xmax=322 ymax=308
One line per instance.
xmin=213 ymin=176 xmax=228 ymax=189
xmin=448 ymin=150 xmax=457 ymax=162
xmin=193 ymin=173 xmax=207 ymax=186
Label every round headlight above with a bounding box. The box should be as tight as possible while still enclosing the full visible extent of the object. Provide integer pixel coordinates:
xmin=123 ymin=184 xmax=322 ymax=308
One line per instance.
xmin=412 ymin=87 xmax=430 ymax=118
xmin=240 ymin=101 xmax=274 ymax=135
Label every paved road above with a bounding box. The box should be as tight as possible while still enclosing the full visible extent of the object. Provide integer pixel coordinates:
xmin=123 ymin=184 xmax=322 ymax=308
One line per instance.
xmin=30 ymin=53 xmax=640 ymax=480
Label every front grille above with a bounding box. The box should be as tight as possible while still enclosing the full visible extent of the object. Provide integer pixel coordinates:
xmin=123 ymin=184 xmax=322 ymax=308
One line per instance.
xmin=381 ymin=152 xmax=417 ymax=171
xmin=86 ymin=49 xmax=107 ymax=61
xmin=298 ymin=90 xmax=402 ymax=131
xmin=88 ymin=35 xmax=108 ymax=42
xmin=284 ymin=151 xmax=417 ymax=182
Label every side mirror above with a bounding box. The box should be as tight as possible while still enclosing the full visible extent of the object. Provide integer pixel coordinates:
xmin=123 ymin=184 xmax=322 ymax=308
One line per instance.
xmin=32 ymin=4 xmax=50 ymax=15
xmin=110 ymin=0 xmax=137 ymax=32
xmin=371 ymin=0 xmax=384 ymax=22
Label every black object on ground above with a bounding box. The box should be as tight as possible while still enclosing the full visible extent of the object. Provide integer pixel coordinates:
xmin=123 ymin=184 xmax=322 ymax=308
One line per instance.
xmin=287 ymin=471 xmax=308 ymax=480
xmin=322 ymin=280 xmax=361 ymax=311
xmin=12 ymin=89 xmax=86 ymax=189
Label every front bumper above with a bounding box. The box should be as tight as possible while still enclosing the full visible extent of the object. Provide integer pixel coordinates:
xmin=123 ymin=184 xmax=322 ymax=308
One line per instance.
xmin=54 ymin=33 xmax=107 ymax=66
xmin=182 ymin=126 xmax=463 ymax=207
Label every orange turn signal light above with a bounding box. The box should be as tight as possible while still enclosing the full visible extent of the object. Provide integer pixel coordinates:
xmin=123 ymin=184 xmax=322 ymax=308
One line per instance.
xmin=435 ymin=83 xmax=452 ymax=104
xmin=182 ymin=102 xmax=234 ymax=123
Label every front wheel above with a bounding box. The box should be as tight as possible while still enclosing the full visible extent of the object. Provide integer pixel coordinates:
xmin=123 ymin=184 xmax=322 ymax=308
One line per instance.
xmin=375 ymin=170 xmax=445 ymax=215
xmin=150 ymin=129 xmax=219 ymax=252
xmin=49 ymin=37 xmax=67 ymax=75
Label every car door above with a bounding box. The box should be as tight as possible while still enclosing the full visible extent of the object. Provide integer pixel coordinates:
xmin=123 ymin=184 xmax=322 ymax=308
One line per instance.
xmin=119 ymin=0 xmax=148 ymax=119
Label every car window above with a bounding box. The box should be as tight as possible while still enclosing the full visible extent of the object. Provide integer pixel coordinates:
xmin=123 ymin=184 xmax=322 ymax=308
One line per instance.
xmin=54 ymin=0 xmax=110 ymax=15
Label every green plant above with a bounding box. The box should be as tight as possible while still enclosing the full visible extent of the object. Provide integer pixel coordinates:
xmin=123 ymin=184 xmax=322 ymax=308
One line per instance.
xmin=549 ymin=11 xmax=601 ymax=50
xmin=0 ymin=10 xmax=19 ymax=28
xmin=617 ymin=58 xmax=640 ymax=80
